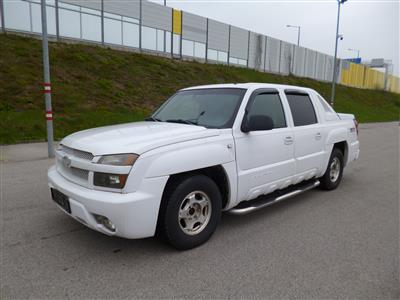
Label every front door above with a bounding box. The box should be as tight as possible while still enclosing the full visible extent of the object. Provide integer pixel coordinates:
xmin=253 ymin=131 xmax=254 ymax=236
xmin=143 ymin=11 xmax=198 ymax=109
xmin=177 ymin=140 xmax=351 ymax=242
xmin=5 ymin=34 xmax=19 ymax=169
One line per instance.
xmin=234 ymin=90 xmax=295 ymax=202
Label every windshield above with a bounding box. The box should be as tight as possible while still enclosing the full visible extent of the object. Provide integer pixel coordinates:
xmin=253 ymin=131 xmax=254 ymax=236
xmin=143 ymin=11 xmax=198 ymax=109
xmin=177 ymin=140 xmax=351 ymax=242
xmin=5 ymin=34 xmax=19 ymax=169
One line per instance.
xmin=151 ymin=88 xmax=246 ymax=128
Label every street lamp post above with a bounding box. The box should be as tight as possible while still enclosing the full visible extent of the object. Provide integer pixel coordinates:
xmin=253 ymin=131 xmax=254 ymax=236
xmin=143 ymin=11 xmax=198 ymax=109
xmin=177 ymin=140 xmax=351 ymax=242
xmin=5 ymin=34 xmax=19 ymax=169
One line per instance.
xmin=348 ymin=48 xmax=360 ymax=59
xmin=330 ymin=0 xmax=347 ymax=106
xmin=41 ymin=0 xmax=55 ymax=158
xmin=286 ymin=24 xmax=301 ymax=46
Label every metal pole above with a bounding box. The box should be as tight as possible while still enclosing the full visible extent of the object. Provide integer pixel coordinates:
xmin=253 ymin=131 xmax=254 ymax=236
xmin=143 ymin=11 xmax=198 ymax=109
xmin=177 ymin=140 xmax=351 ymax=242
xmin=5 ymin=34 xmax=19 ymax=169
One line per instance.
xmin=383 ymin=63 xmax=389 ymax=91
xmin=330 ymin=0 xmax=341 ymax=106
xmin=0 ymin=0 xmax=5 ymax=32
xmin=163 ymin=0 xmax=166 ymax=52
xmin=297 ymin=27 xmax=300 ymax=46
xmin=101 ymin=0 xmax=104 ymax=45
xmin=205 ymin=18 xmax=209 ymax=62
xmin=41 ymin=0 xmax=54 ymax=158
xmin=278 ymin=40 xmax=282 ymax=73
xmin=246 ymin=31 xmax=250 ymax=68
xmin=55 ymin=0 xmax=60 ymax=41
xmin=171 ymin=8 xmax=173 ymax=56
xmin=263 ymin=36 xmax=267 ymax=72
xmin=227 ymin=25 xmax=231 ymax=65
xmin=179 ymin=11 xmax=182 ymax=59
xmin=139 ymin=0 xmax=142 ymax=51
xmin=290 ymin=44 xmax=295 ymax=74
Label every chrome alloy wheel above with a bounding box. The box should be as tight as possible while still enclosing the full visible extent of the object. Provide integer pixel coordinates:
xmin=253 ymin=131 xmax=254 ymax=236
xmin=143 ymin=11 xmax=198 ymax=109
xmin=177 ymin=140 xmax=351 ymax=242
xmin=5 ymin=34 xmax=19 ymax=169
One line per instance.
xmin=329 ymin=157 xmax=341 ymax=182
xmin=178 ymin=191 xmax=212 ymax=236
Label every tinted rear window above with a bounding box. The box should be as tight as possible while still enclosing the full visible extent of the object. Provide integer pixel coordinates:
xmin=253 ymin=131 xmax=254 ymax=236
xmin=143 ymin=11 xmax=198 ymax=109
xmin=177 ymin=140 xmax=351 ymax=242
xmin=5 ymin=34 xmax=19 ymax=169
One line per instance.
xmin=286 ymin=93 xmax=318 ymax=126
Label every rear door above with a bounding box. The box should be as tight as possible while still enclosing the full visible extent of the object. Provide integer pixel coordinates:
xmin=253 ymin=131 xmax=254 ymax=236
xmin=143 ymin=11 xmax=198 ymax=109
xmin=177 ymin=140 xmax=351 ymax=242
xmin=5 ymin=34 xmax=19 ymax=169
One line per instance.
xmin=284 ymin=90 xmax=325 ymax=182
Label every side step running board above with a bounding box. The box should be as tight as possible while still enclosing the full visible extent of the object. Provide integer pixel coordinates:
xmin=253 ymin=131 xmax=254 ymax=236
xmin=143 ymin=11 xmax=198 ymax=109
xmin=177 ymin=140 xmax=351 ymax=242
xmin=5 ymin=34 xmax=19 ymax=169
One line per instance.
xmin=228 ymin=180 xmax=320 ymax=215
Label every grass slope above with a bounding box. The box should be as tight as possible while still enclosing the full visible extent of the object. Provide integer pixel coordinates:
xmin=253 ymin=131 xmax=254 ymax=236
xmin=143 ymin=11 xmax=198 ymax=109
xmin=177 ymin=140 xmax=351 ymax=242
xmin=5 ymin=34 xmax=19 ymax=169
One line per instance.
xmin=1 ymin=34 xmax=399 ymax=144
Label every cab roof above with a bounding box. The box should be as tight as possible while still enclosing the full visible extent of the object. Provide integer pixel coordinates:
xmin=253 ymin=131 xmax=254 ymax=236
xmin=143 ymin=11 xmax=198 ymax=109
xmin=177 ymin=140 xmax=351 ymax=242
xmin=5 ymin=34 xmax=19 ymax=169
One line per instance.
xmin=181 ymin=83 xmax=315 ymax=94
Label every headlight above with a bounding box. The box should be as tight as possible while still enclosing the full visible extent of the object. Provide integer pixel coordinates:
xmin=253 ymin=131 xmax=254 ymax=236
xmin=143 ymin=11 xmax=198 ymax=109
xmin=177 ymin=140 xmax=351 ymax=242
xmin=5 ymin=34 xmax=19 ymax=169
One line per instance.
xmin=93 ymin=172 xmax=128 ymax=189
xmin=97 ymin=154 xmax=138 ymax=166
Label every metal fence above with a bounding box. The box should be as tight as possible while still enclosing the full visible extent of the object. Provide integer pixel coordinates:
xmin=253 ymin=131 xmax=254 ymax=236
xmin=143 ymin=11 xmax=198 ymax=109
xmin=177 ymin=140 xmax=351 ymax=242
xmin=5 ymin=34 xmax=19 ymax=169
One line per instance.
xmin=1 ymin=0 xmax=399 ymax=93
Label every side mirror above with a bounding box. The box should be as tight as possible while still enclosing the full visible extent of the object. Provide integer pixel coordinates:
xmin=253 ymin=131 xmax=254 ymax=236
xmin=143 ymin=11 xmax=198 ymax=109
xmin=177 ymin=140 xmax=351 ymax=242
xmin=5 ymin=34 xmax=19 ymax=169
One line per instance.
xmin=241 ymin=115 xmax=274 ymax=133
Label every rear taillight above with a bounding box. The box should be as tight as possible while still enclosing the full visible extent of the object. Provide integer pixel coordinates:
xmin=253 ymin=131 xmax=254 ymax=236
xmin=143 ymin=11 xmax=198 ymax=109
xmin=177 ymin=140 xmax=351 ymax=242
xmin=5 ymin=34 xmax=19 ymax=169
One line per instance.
xmin=354 ymin=119 xmax=359 ymax=136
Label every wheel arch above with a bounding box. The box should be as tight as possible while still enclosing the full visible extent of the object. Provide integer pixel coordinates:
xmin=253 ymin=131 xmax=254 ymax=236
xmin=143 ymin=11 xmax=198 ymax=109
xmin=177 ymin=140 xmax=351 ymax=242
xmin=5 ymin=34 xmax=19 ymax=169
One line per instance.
xmin=333 ymin=141 xmax=348 ymax=166
xmin=162 ymin=165 xmax=231 ymax=210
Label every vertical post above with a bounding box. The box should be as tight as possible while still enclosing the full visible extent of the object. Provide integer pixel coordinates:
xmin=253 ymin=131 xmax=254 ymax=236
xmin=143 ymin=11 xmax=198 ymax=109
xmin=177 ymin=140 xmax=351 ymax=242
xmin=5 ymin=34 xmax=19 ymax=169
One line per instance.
xmin=179 ymin=11 xmax=182 ymax=59
xmin=331 ymin=0 xmax=341 ymax=106
xmin=227 ymin=25 xmax=231 ymax=65
xmin=101 ymin=0 xmax=104 ymax=45
xmin=171 ymin=8 xmax=173 ymax=57
xmin=29 ymin=1 xmax=33 ymax=32
xmin=313 ymin=52 xmax=318 ymax=78
xmin=205 ymin=18 xmax=208 ymax=62
xmin=41 ymin=0 xmax=54 ymax=158
xmin=362 ymin=65 xmax=367 ymax=88
xmin=246 ymin=31 xmax=250 ymax=68
xmin=383 ymin=64 xmax=389 ymax=91
xmin=79 ymin=6 xmax=82 ymax=39
xmin=278 ymin=40 xmax=282 ymax=73
xmin=121 ymin=16 xmax=123 ymax=45
xmin=290 ymin=44 xmax=295 ymax=75
xmin=297 ymin=27 xmax=300 ymax=46
xmin=0 ymin=0 xmax=5 ymax=32
xmin=55 ymin=0 xmax=60 ymax=41
xmin=163 ymin=0 xmax=166 ymax=53
xmin=139 ymin=0 xmax=142 ymax=51
xmin=263 ymin=36 xmax=267 ymax=72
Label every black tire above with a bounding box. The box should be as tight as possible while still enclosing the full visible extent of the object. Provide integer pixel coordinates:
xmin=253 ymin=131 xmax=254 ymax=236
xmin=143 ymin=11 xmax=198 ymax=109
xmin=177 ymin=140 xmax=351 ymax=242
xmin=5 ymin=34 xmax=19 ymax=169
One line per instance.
xmin=319 ymin=147 xmax=344 ymax=190
xmin=157 ymin=174 xmax=222 ymax=250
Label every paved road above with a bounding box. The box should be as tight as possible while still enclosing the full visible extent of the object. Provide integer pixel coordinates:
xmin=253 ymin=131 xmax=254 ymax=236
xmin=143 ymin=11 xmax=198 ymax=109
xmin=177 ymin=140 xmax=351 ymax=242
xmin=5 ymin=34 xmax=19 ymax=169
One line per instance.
xmin=1 ymin=122 xmax=399 ymax=299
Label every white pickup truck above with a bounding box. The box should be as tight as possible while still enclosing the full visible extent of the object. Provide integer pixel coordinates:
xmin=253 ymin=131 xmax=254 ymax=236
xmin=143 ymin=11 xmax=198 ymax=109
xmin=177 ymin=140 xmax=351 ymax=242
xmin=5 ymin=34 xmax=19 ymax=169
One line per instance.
xmin=48 ymin=83 xmax=360 ymax=249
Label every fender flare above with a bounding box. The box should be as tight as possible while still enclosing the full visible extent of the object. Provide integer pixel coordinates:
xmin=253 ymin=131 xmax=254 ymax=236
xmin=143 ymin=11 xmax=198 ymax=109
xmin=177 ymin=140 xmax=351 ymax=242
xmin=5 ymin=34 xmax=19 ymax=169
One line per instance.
xmin=323 ymin=127 xmax=350 ymax=170
xmin=143 ymin=143 xmax=237 ymax=209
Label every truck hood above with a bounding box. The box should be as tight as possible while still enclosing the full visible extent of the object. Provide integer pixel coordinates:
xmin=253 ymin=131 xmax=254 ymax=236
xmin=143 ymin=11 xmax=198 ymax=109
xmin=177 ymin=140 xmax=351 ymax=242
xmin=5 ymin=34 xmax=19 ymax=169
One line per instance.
xmin=61 ymin=121 xmax=220 ymax=156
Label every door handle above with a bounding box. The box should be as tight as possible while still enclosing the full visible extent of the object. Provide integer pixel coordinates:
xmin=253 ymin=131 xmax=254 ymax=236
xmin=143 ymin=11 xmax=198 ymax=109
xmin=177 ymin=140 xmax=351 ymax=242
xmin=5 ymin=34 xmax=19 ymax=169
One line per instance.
xmin=315 ymin=132 xmax=322 ymax=140
xmin=284 ymin=136 xmax=293 ymax=145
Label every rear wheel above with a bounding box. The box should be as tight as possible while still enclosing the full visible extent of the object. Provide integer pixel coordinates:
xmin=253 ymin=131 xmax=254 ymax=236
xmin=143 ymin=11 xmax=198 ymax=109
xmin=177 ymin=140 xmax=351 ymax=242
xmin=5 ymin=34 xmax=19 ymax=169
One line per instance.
xmin=320 ymin=148 xmax=344 ymax=190
xmin=157 ymin=174 xmax=222 ymax=250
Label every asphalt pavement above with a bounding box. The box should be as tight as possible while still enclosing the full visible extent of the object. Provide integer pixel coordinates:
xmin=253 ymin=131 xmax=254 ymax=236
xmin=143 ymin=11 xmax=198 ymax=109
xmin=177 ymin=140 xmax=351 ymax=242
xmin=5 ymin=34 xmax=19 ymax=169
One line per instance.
xmin=1 ymin=122 xmax=399 ymax=299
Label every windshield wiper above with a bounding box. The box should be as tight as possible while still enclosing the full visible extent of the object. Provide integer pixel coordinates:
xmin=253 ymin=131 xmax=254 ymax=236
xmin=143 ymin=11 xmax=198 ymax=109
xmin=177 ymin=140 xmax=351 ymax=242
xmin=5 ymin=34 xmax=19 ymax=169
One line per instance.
xmin=145 ymin=116 xmax=162 ymax=122
xmin=165 ymin=119 xmax=198 ymax=125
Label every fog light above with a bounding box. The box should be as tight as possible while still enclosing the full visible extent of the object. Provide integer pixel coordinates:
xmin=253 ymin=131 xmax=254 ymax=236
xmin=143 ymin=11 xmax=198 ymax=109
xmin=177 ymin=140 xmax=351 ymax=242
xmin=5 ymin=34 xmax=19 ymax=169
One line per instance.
xmin=93 ymin=172 xmax=128 ymax=189
xmin=94 ymin=214 xmax=116 ymax=232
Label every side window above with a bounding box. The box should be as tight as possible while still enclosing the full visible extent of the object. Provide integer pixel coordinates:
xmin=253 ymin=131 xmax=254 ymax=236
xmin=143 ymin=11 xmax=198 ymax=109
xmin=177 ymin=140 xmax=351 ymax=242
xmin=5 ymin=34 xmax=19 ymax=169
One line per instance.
xmin=247 ymin=93 xmax=286 ymax=129
xmin=286 ymin=93 xmax=318 ymax=126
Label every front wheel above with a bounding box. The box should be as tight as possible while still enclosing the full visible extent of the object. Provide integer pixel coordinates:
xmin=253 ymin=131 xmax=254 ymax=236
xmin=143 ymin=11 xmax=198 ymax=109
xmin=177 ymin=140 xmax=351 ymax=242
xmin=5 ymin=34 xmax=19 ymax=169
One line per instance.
xmin=319 ymin=148 xmax=344 ymax=190
xmin=157 ymin=174 xmax=222 ymax=250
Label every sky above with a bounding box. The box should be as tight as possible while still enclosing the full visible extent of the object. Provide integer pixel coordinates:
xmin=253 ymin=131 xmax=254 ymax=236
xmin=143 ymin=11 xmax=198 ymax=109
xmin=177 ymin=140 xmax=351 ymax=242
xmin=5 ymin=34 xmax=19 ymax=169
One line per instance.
xmin=150 ymin=0 xmax=400 ymax=76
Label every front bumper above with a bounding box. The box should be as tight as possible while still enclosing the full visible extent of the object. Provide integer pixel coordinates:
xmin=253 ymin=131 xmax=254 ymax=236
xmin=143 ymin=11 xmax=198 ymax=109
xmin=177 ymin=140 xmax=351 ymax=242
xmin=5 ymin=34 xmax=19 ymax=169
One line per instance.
xmin=47 ymin=166 xmax=168 ymax=239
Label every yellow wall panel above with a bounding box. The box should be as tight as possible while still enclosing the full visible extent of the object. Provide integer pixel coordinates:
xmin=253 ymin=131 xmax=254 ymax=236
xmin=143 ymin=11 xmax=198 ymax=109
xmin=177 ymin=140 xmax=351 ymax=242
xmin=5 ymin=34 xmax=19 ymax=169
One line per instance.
xmin=341 ymin=62 xmax=400 ymax=93
xmin=173 ymin=9 xmax=182 ymax=34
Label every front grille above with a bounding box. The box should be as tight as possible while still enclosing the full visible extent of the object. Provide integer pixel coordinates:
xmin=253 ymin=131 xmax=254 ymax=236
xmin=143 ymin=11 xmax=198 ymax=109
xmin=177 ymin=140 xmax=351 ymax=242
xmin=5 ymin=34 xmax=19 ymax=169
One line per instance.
xmin=59 ymin=144 xmax=94 ymax=161
xmin=57 ymin=157 xmax=90 ymax=186
xmin=68 ymin=166 xmax=89 ymax=181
